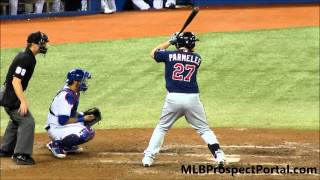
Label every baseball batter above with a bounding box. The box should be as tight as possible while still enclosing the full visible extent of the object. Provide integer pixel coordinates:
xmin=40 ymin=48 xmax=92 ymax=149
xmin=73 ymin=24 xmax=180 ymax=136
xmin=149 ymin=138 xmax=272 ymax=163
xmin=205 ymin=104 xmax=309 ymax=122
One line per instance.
xmin=142 ymin=32 xmax=225 ymax=167
xmin=45 ymin=68 xmax=95 ymax=159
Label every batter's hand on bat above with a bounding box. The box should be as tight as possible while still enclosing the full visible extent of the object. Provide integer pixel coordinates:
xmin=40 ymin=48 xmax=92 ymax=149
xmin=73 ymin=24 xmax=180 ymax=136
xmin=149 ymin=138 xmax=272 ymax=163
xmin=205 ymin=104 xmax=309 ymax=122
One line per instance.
xmin=169 ymin=33 xmax=178 ymax=45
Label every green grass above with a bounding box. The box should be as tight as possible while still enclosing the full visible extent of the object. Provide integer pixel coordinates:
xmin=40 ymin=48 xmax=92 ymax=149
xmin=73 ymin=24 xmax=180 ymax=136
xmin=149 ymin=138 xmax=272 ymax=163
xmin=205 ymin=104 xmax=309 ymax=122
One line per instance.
xmin=1 ymin=27 xmax=319 ymax=133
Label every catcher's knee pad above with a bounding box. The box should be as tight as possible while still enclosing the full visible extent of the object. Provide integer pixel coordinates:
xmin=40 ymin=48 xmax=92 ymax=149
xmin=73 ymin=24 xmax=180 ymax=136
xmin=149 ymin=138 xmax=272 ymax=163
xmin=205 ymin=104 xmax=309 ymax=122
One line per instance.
xmin=61 ymin=134 xmax=81 ymax=147
xmin=79 ymin=127 xmax=95 ymax=143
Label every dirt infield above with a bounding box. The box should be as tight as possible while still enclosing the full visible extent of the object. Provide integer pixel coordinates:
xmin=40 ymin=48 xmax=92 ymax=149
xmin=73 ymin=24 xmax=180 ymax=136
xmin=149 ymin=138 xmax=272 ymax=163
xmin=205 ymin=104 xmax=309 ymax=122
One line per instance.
xmin=1 ymin=129 xmax=319 ymax=180
xmin=0 ymin=4 xmax=319 ymax=180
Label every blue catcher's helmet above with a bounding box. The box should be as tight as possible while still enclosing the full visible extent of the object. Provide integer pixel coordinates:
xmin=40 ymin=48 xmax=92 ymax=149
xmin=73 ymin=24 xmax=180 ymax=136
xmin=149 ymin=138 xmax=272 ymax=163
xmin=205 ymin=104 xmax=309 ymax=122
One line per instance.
xmin=66 ymin=68 xmax=91 ymax=92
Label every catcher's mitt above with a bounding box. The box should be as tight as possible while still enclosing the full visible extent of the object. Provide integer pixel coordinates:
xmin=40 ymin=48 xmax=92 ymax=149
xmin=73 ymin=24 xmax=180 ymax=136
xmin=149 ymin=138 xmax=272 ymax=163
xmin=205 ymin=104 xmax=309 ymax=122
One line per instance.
xmin=83 ymin=107 xmax=101 ymax=127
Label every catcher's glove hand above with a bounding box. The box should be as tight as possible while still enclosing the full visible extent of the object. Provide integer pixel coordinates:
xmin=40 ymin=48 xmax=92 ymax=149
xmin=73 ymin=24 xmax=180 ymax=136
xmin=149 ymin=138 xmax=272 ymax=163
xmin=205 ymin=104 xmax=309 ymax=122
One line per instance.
xmin=83 ymin=107 xmax=101 ymax=127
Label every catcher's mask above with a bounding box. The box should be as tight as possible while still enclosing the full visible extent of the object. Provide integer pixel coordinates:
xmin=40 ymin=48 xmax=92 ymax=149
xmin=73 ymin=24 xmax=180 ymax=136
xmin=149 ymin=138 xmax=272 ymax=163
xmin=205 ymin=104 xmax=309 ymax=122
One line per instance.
xmin=27 ymin=31 xmax=49 ymax=54
xmin=175 ymin=32 xmax=199 ymax=51
xmin=66 ymin=68 xmax=91 ymax=92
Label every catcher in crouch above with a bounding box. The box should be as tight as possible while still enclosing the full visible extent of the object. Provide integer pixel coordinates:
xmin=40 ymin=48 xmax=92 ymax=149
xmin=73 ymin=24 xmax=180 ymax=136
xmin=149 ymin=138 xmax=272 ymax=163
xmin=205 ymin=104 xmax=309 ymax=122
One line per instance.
xmin=45 ymin=68 xmax=101 ymax=159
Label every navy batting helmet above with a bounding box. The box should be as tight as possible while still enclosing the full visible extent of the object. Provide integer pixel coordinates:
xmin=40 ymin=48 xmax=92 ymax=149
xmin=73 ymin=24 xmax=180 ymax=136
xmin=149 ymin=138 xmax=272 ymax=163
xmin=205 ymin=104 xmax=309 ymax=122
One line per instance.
xmin=66 ymin=68 xmax=91 ymax=92
xmin=175 ymin=32 xmax=199 ymax=51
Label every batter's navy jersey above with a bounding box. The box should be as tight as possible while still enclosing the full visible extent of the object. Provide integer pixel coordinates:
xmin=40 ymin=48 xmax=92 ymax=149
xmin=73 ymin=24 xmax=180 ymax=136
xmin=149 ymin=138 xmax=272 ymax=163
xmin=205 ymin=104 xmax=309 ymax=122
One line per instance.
xmin=154 ymin=49 xmax=201 ymax=93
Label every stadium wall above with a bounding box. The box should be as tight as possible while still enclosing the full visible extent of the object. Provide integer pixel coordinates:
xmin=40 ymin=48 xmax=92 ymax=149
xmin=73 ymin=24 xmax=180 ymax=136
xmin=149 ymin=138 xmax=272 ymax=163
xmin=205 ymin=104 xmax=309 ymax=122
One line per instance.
xmin=0 ymin=0 xmax=319 ymax=20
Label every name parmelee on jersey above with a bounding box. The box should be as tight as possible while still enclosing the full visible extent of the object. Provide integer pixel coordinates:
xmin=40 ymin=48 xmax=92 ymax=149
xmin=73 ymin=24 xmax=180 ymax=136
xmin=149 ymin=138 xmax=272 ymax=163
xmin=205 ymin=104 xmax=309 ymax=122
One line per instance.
xmin=168 ymin=53 xmax=201 ymax=65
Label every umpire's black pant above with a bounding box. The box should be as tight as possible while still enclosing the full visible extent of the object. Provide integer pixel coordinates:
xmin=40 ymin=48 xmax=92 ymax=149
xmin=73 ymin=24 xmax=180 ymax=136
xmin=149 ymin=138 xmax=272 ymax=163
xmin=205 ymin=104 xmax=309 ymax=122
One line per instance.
xmin=1 ymin=108 xmax=35 ymax=155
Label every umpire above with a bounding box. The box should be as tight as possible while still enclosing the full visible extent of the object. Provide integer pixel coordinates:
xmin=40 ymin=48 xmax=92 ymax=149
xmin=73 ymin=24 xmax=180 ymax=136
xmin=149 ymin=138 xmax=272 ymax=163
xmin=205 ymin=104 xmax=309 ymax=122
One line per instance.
xmin=0 ymin=31 xmax=49 ymax=165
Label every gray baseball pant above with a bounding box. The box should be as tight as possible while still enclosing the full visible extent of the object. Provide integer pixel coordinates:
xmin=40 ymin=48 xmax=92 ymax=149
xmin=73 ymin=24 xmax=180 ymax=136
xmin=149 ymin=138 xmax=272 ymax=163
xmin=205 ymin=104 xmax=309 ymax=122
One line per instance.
xmin=1 ymin=108 xmax=35 ymax=155
xmin=144 ymin=93 xmax=219 ymax=158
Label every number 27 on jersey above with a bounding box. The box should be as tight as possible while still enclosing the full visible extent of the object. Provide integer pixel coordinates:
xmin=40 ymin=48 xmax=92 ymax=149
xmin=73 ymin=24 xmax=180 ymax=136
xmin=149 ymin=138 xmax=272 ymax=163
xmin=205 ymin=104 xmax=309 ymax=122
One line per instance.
xmin=172 ymin=63 xmax=196 ymax=82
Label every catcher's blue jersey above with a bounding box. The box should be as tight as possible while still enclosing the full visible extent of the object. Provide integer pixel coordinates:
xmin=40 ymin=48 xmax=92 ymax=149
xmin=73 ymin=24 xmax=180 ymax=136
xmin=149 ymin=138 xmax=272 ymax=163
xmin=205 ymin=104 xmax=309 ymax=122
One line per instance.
xmin=154 ymin=49 xmax=201 ymax=93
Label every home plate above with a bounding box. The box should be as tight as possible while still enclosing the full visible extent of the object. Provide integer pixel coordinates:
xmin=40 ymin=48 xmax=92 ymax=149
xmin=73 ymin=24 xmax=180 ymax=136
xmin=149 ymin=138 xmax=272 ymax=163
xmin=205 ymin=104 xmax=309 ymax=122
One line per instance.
xmin=225 ymin=155 xmax=241 ymax=163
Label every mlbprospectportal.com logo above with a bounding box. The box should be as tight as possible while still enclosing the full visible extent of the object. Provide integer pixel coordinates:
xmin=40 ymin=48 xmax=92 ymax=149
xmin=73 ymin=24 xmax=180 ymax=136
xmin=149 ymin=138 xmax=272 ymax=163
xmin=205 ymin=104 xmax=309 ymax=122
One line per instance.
xmin=181 ymin=164 xmax=318 ymax=176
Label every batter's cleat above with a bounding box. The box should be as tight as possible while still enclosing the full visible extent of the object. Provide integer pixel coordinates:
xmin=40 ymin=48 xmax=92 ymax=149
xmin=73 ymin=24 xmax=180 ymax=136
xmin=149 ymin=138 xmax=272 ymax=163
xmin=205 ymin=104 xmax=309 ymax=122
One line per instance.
xmin=214 ymin=149 xmax=225 ymax=168
xmin=142 ymin=156 xmax=154 ymax=167
xmin=0 ymin=149 xmax=14 ymax=157
xmin=12 ymin=153 xmax=35 ymax=165
xmin=46 ymin=142 xmax=66 ymax=159
xmin=215 ymin=160 xmax=225 ymax=168
xmin=63 ymin=146 xmax=84 ymax=153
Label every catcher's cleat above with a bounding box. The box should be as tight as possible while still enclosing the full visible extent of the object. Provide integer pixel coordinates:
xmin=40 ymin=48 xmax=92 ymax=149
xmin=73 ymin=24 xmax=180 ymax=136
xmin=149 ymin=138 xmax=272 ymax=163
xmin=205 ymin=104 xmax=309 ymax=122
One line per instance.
xmin=47 ymin=142 xmax=66 ymax=159
xmin=63 ymin=146 xmax=84 ymax=153
xmin=142 ymin=156 xmax=154 ymax=167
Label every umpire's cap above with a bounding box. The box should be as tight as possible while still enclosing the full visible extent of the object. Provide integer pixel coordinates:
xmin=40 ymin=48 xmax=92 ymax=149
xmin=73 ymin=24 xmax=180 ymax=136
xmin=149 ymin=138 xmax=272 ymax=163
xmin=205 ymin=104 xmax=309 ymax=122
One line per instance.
xmin=27 ymin=31 xmax=49 ymax=44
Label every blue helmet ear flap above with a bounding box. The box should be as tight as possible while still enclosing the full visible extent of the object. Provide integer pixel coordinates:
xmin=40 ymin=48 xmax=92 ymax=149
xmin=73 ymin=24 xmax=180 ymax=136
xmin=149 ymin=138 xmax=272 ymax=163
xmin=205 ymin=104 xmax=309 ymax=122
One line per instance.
xmin=79 ymin=71 xmax=91 ymax=92
xmin=84 ymin=71 xmax=91 ymax=79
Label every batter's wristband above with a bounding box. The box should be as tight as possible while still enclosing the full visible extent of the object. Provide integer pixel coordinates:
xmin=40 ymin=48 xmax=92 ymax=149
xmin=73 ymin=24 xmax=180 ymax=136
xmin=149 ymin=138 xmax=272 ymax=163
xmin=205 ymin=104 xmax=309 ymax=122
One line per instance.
xmin=77 ymin=115 xmax=85 ymax=123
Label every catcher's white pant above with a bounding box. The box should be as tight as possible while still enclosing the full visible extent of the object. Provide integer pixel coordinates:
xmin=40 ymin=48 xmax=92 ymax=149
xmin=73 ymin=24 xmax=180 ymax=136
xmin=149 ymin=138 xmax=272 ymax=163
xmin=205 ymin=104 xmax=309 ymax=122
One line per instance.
xmin=144 ymin=93 xmax=220 ymax=158
xmin=153 ymin=0 xmax=176 ymax=9
xmin=47 ymin=123 xmax=87 ymax=141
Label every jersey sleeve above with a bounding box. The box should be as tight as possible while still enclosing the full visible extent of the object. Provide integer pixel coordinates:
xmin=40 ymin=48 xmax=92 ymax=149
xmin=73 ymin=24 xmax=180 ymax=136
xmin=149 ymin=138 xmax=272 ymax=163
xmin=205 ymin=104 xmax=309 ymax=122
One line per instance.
xmin=154 ymin=49 xmax=169 ymax=63
xmin=12 ymin=58 xmax=28 ymax=80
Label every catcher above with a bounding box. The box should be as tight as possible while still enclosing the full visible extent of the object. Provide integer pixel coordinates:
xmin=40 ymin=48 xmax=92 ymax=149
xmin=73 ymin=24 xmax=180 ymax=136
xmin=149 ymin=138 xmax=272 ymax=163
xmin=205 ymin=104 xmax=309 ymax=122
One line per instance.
xmin=45 ymin=68 xmax=101 ymax=158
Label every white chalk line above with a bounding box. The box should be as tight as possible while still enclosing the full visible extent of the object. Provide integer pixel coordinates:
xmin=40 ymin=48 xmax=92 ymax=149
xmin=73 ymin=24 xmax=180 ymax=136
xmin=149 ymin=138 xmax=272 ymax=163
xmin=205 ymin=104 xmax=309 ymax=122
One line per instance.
xmin=222 ymin=145 xmax=297 ymax=149
xmin=98 ymin=159 xmax=214 ymax=165
xmin=99 ymin=152 xmax=239 ymax=157
xmin=162 ymin=144 xmax=297 ymax=149
xmin=98 ymin=152 xmax=302 ymax=159
xmin=98 ymin=153 xmax=240 ymax=163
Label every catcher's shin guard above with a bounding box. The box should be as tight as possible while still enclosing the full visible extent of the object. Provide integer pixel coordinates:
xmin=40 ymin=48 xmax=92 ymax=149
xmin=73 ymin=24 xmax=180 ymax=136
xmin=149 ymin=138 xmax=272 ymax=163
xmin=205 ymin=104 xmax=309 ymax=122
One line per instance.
xmin=61 ymin=134 xmax=81 ymax=147
xmin=79 ymin=127 xmax=95 ymax=143
xmin=61 ymin=128 xmax=95 ymax=149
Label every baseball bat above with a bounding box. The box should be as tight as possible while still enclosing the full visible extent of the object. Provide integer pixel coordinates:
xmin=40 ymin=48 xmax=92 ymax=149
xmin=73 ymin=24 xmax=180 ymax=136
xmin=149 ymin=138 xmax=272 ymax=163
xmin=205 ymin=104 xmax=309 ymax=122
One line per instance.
xmin=177 ymin=7 xmax=199 ymax=35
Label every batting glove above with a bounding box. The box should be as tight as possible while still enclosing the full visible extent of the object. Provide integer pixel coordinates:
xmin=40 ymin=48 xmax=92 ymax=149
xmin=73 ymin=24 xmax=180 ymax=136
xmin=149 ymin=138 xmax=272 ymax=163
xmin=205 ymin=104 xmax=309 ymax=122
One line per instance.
xmin=169 ymin=33 xmax=178 ymax=45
